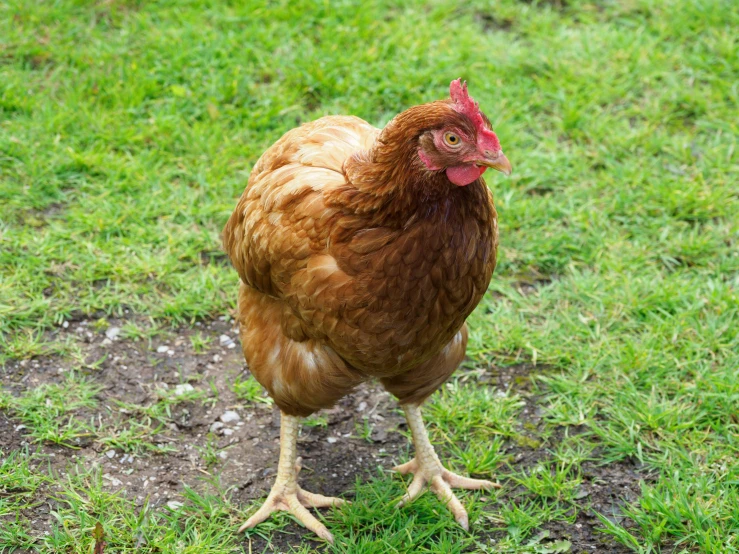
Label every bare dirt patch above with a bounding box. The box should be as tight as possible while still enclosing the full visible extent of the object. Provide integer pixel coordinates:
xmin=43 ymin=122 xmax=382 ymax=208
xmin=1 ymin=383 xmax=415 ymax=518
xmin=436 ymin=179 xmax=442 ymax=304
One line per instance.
xmin=0 ymin=411 xmax=24 ymax=453
xmin=1 ymin=318 xmax=405 ymax=551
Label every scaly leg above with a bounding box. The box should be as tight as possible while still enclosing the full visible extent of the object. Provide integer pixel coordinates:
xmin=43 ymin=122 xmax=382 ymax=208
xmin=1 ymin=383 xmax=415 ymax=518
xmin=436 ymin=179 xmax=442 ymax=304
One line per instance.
xmin=394 ymin=403 xmax=501 ymax=530
xmin=238 ymin=412 xmax=344 ymax=543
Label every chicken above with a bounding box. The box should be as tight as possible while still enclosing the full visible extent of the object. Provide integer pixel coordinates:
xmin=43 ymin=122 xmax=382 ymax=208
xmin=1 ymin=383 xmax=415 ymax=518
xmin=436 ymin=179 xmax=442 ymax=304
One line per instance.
xmin=223 ymin=79 xmax=511 ymax=542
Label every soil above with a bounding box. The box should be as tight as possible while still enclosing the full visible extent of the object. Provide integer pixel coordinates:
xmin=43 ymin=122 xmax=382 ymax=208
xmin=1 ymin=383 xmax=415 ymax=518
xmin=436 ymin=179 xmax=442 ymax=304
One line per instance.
xmin=0 ymin=318 xmax=646 ymax=553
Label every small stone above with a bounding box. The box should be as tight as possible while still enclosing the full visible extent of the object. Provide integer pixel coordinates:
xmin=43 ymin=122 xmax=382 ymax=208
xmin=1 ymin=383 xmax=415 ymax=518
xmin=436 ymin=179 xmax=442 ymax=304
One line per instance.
xmin=219 ymin=451 xmax=228 ymax=459
xmin=105 ymin=326 xmax=121 ymax=340
xmin=103 ymin=473 xmax=122 ymax=486
xmin=106 ymin=450 xmax=116 ymax=459
xmin=174 ymin=384 xmax=194 ymax=396
xmin=167 ymin=501 xmax=184 ymax=510
xmin=167 ymin=349 xmax=175 ymax=356
xmin=357 ymin=401 xmax=367 ymax=412
xmin=156 ymin=345 xmax=169 ymax=353
xmin=209 ymin=422 xmax=225 ymax=433
xmin=212 ymin=354 xmax=222 ymax=363
xmin=327 ymin=437 xmax=338 ymax=444
xmin=222 ymin=428 xmax=234 ymax=436
xmin=62 ymin=321 xmax=69 ymax=329
xmin=219 ymin=334 xmax=236 ymax=348
xmin=370 ymin=427 xmax=388 ymax=442
xmin=15 ymin=424 xmax=26 ymax=432
xmin=101 ymin=338 xmax=112 ymax=346
xmin=220 ymin=410 xmax=241 ymax=423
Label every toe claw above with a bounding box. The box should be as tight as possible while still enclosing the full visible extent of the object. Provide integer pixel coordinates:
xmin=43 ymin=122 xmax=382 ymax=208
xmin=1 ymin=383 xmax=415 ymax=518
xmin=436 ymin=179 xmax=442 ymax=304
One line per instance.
xmin=287 ymin=496 xmax=335 ymax=543
xmin=430 ymin=475 xmax=469 ymax=531
xmin=238 ymin=497 xmax=278 ymax=532
xmin=442 ymin=470 xmax=500 ymax=490
xmin=239 ymin=484 xmax=340 ymax=542
xmin=298 ymin=488 xmax=346 ymax=508
xmin=238 ymin=514 xmax=263 ymax=533
xmin=396 ymin=457 xmax=496 ymax=530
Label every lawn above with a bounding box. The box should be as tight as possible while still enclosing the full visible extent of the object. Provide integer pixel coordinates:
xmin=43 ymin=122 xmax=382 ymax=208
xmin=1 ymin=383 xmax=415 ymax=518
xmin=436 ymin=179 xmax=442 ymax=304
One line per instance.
xmin=1 ymin=0 xmax=738 ymax=552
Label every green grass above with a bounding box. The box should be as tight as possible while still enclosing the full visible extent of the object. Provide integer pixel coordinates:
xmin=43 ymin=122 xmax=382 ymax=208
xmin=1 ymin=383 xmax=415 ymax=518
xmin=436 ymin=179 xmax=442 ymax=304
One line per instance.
xmin=1 ymin=0 xmax=738 ymax=552
xmin=3 ymin=372 xmax=100 ymax=447
xmin=0 ymin=450 xmax=46 ymax=552
xmin=232 ymin=374 xmax=273 ymax=405
xmin=1 ymin=456 xmax=244 ymax=554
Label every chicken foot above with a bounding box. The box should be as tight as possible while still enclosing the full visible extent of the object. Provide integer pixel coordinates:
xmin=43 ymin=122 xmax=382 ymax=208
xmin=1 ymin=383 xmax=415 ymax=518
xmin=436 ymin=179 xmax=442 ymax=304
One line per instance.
xmin=394 ymin=403 xmax=501 ymax=530
xmin=238 ymin=412 xmax=345 ymax=543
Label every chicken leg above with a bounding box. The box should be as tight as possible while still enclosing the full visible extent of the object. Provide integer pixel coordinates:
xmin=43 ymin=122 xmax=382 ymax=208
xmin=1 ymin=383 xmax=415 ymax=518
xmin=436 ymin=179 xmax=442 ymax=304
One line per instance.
xmin=394 ymin=403 xmax=500 ymax=530
xmin=238 ymin=412 xmax=345 ymax=543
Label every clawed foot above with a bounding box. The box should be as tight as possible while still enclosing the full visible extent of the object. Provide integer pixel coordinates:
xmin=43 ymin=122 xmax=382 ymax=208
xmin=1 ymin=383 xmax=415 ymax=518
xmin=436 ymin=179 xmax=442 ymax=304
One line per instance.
xmin=393 ymin=457 xmax=500 ymax=530
xmin=238 ymin=458 xmax=345 ymax=543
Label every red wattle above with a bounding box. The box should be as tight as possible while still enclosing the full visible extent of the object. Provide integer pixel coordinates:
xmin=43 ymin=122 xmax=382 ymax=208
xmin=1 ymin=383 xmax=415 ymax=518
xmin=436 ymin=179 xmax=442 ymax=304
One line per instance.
xmin=446 ymin=164 xmax=483 ymax=186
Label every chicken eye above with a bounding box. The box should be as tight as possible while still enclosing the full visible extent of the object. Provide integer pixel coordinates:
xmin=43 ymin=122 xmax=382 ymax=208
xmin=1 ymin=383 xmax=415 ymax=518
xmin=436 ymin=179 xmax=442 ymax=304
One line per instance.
xmin=443 ymin=132 xmax=461 ymax=147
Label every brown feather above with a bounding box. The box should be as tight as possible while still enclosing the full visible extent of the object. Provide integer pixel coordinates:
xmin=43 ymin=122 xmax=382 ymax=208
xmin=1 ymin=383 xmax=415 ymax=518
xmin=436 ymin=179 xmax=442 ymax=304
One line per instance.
xmin=223 ymin=102 xmax=498 ymax=415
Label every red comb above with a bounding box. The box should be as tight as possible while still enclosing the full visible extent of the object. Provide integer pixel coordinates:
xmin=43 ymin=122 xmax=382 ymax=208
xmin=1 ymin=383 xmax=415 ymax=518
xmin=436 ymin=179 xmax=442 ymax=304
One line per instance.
xmin=449 ymin=78 xmax=501 ymax=152
xmin=450 ymin=79 xmax=481 ymax=124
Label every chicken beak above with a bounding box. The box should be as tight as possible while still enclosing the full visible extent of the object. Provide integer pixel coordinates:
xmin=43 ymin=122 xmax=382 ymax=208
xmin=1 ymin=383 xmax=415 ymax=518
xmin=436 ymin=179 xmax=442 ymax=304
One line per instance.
xmin=477 ymin=152 xmax=512 ymax=176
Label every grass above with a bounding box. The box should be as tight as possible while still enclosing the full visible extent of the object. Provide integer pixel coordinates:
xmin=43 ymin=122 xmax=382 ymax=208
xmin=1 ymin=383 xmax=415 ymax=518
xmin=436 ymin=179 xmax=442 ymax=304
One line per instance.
xmin=1 ymin=0 xmax=738 ymax=552
xmin=3 ymin=368 xmax=218 ymax=454
xmin=232 ymin=374 xmax=273 ymax=405
xmin=3 ymin=372 xmax=100 ymax=447
xmin=1 ymin=458 xmax=244 ymax=554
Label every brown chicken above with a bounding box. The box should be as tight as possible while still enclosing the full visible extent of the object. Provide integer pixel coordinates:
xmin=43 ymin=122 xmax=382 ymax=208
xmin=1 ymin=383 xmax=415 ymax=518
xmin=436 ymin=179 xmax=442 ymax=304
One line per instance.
xmin=223 ymin=79 xmax=511 ymax=542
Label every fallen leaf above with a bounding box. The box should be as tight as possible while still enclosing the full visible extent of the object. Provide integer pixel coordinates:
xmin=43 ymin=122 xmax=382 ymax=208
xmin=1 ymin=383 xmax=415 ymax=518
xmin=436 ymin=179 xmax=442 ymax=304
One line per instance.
xmin=93 ymin=522 xmax=105 ymax=554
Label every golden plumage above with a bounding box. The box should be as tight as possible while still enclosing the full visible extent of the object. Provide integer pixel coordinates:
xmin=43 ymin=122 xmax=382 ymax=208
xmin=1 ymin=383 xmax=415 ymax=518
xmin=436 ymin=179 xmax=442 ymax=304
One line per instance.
xmin=224 ymin=105 xmax=498 ymax=415
xmin=225 ymin=81 xmax=508 ymax=541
